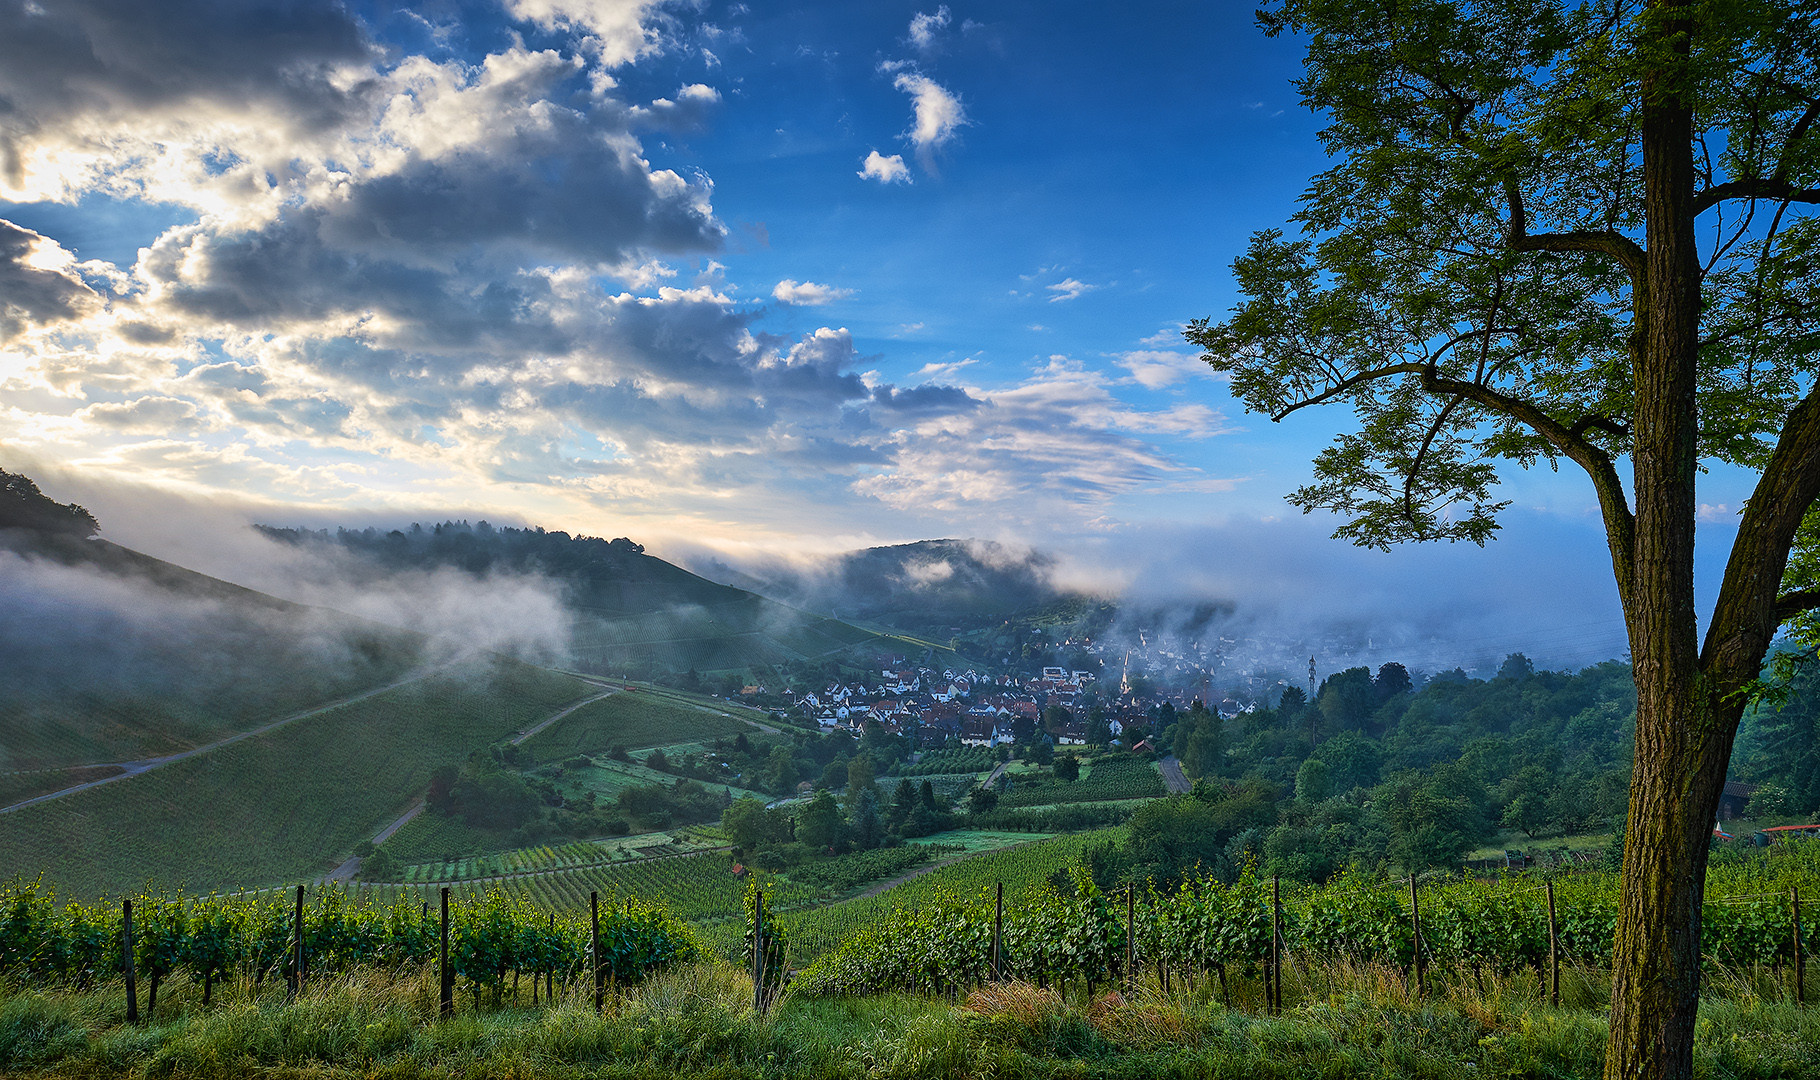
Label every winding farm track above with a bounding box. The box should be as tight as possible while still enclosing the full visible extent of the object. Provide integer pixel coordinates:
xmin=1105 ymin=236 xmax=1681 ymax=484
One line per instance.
xmin=326 ymin=685 xmax=619 ymax=882
xmin=0 ymin=668 xmax=447 ymax=816
xmin=1158 ymin=755 xmax=1191 ymax=794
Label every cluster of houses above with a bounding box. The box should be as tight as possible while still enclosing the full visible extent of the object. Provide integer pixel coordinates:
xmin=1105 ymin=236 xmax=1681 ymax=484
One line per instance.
xmin=778 ymin=664 xmax=1144 ymax=748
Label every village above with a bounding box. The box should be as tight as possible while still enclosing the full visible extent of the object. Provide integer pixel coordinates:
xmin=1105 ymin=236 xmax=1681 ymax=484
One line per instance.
xmin=751 ymin=647 xmax=1245 ymax=751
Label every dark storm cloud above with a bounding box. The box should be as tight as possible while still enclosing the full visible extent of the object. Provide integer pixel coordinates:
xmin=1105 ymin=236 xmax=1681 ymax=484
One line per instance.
xmin=0 ymin=0 xmax=377 ymax=182
xmin=0 ymin=219 xmax=99 ymax=339
xmin=317 ymin=119 xmax=722 ymax=265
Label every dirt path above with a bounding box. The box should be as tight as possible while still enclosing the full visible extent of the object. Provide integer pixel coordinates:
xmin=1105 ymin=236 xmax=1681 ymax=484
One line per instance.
xmin=326 ymin=686 xmax=621 ymax=882
xmin=1159 ymin=755 xmax=1191 ymax=794
xmin=511 ymin=689 xmax=617 ymax=746
xmin=0 ymin=668 xmax=443 ymax=816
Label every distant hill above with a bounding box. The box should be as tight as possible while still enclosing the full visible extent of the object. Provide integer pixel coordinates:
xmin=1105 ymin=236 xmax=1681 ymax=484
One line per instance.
xmin=256 ymin=522 xmax=887 ymax=676
xmin=694 ymin=538 xmax=1094 ymax=634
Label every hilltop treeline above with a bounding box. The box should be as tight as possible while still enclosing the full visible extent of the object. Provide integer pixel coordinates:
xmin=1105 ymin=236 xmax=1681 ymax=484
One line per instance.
xmin=1109 ymin=657 xmax=1639 ymax=884
xmin=257 ymin=522 xmax=663 ymax=585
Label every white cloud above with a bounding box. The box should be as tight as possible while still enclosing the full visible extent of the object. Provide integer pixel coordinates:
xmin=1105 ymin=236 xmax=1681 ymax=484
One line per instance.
xmin=1046 ymin=277 xmax=1096 ymax=302
xmin=908 ymin=5 xmax=951 ymax=50
xmin=772 ymin=279 xmax=854 ymax=306
xmin=858 ymin=150 xmax=911 ymax=184
xmin=501 ymin=0 xmax=673 ymax=68
xmin=1117 ymin=349 xmax=1195 ymax=389
xmin=892 ymin=72 xmax=966 ymax=152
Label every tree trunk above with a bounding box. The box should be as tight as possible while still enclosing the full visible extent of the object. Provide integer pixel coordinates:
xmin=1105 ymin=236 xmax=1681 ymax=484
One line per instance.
xmin=1605 ymin=9 xmax=1727 ymax=1079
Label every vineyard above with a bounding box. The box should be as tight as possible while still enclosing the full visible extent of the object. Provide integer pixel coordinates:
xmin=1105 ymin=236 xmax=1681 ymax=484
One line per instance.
xmin=0 ymin=881 xmax=694 ymax=1014
xmin=0 ymin=659 xmax=592 ymax=898
xmin=395 ymin=830 xmax=726 ymax=884
xmin=336 ymin=851 xmax=823 ymax=926
xmin=794 ymin=841 xmax=1820 ymax=999
xmin=996 ymin=755 xmax=1166 ymax=808
xmin=774 ymin=830 xmax=1118 ymax=963
xmin=896 ymin=748 xmax=996 ymax=777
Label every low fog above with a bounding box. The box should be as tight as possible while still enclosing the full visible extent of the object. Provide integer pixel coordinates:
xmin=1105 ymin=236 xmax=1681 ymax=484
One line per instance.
xmin=16 ymin=458 xmax=1721 ymax=687
xmin=7 ymin=460 xmax=573 ymax=665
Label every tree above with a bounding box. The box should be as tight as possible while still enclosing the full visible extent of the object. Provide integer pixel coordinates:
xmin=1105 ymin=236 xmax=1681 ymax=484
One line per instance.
xmin=1496 ymin=653 xmax=1536 ymax=681
xmin=888 ymin=777 xmax=917 ymax=830
xmin=1188 ymin=4 xmax=1820 ymax=1075
xmin=796 ymin=790 xmax=843 ymax=851
xmin=1294 ymin=757 xmax=1333 ymax=804
xmin=0 ymin=470 xmax=99 ymax=538
xmin=764 ymin=746 xmax=798 ymax=794
xmin=1316 ymin=667 xmax=1376 ymax=733
xmin=1374 ymin=662 xmax=1413 ymax=702
xmin=722 ymin=797 xmax=790 ymax=852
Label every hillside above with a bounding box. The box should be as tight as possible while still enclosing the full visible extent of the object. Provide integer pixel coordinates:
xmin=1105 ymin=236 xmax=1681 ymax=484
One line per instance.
xmin=0 ymin=526 xmax=425 ymax=786
xmin=257 ymin=522 xmax=887 ymax=677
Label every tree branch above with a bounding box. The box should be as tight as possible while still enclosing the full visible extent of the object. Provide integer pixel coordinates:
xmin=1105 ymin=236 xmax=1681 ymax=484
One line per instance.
xmin=1693 ymin=178 xmax=1820 ymax=214
xmin=1403 ymin=395 xmax=1464 ymax=525
xmin=1505 ymin=176 xmax=1647 ymax=281
xmin=1704 ymin=384 xmax=1820 ymax=675
xmin=1774 ymin=589 xmax=1820 ymax=624
xmin=1269 ymin=362 xmax=1437 ymax=421
xmin=1419 ymin=369 xmax=1638 ymax=604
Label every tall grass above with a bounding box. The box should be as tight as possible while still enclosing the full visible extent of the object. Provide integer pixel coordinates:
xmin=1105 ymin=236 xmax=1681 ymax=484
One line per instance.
xmin=1 ymin=957 xmax=1816 ymax=1079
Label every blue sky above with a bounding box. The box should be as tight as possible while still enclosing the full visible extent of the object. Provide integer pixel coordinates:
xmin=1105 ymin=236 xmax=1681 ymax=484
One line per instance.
xmin=4 ymin=0 xmax=1756 ymax=668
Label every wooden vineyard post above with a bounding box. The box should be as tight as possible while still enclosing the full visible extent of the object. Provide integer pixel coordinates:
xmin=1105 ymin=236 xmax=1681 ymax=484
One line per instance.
xmin=1795 ymin=885 xmax=1805 ymax=1006
xmin=993 ymin=882 xmax=1004 ymax=982
xmin=1271 ymin=875 xmax=1284 ymax=1014
xmin=751 ymin=888 xmax=769 ymax=1016
xmin=438 ymin=888 xmax=453 ymax=1018
xmin=591 ymin=891 xmax=604 ymax=1013
xmin=121 ymin=898 xmax=138 ymax=1024
xmin=1125 ymin=887 xmax=1136 ymax=993
xmin=548 ymin=912 xmax=556 ymax=1005
xmin=1408 ymin=875 xmax=1425 ymax=1000
xmin=1546 ymin=878 xmax=1560 ymax=1007
xmin=291 ymin=885 xmax=305 ymax=1000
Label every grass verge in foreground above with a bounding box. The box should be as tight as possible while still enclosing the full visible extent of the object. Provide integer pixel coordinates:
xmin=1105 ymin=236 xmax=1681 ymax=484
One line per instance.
xmin=1 ymin=963 xmax=1816 ymax=1079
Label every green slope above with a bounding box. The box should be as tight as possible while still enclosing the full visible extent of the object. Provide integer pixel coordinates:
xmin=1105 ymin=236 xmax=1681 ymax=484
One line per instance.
xmin=0 ymin=658 xmax=590 ymax=898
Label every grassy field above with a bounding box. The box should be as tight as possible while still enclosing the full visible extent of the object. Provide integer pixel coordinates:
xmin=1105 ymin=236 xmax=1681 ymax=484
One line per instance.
xmin=0 ymin=659 xmax=591 ymax=898
xmin=520 ymin=690 xmax=756 ymax=758
xmin=3 ymin=958 xmax=1813 ymax=1079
